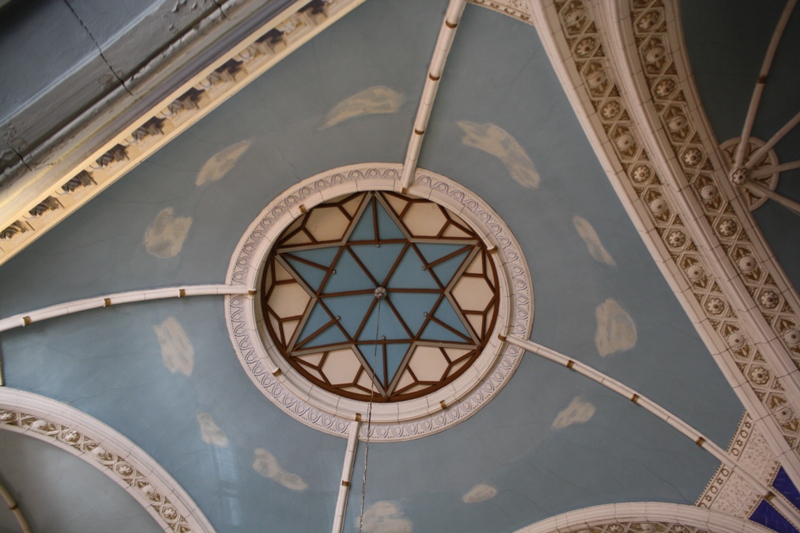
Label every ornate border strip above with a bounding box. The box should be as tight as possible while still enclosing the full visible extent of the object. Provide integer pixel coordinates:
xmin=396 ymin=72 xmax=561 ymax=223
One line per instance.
xmin=0 ymin=0 xmax=365 ymax=266
xmin=469 ymin=0 xmax=534 ymax=25
xmin=525 ymin=0 xmax=800 ymax=485
xmin=514 ymin=502 xmax=771 ymax=533
xmin=0 ymin=387 xmax=214 ymax=533
xmin=224 ymin=163 xmax=533 ymax=441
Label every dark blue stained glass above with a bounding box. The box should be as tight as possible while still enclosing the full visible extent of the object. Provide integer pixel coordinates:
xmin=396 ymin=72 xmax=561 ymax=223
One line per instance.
xmin=773 ymin=468 xmax=800 ymax=511
xmin=420 ymin=320 xmax=468 ymax=343
xmin=349 ymin=243 xmax=405 ymax=285
xmin=386 ymin=249 xmax=439 ymax=289
xmin=416 ymin=243 xmax=468 ymax=265
xmin=287 ymin=247 xmax=339 ymax=268
xmin=348 ymin=199 xmax=376 ymax=241
xmin=375 ymin=201 xmax=405 ymax=240
xmin=386 ymin=343 xmax=410 ymax=385
xmin=431 ymin=250 xmax=470 ymax=286
xmin=358 ymin=301 xmax=410 ymax=342
xmin=296 ymin=305 xmax=334 ymax=345
xmin=387 ymin=292 xmax=440 ymax=333
xmin=322 ymin=294 xmax=375 ymax=338
xmin=323 ymin=252 xmax=375 ymax=294
xmin=750 ymin=500 xmax=800 ymax=533
xmin=284 ymin=257 xmax=328 ymax=292
xmin=302 ymin=323 xmax=348 ymax=349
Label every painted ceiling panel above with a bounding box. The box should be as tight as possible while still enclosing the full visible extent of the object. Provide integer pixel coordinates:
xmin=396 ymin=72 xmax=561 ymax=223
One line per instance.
xmin=0 ymin=430 xmax=162 ymax=533
xmin=682 ymin=0 xmax=800 ymax=289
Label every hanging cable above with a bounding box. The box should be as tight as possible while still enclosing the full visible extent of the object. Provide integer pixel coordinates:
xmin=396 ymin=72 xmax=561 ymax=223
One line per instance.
xmin=358 ymin=288 xmax=385 ymax=533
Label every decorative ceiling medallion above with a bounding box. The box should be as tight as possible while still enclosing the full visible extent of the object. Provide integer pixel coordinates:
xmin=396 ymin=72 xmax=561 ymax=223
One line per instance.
xmin=262 ymin=191 xmax=499 ymax=402
xmin=225 ymin=164 xmax=532 ymax=441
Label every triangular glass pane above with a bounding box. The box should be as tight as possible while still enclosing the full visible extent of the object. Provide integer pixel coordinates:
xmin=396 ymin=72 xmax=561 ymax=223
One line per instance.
xmin=420 ymin=320 xmax=468 ymax=343
xmin=376 ymin=201 xmax=405 ymax=240
xmin=433 ymin=298 xmax=470 ymax=338
xmin=302 ymin=323 xmax=348 ymax=349
xmin=385 ymin=249 xmax=439 ymax=289
xmin=386 ymin=343 xmax=410 ymax=385
xmin=287 ymin=247 xmax=339 ymax=269
xmin=322 ymin=294 xmax=375 ymax=338
xmin=296 ymin=303 xmax=333 ymax=345
xmin=386 ymin=292 xmax=440 ymax=336
xmin=357 ymin=301 xmax=410 ymax=341
xmin=322 ymin=252 xmax=375 ymax=294
xmin=350 ymin=244 xmax=405 ymax=285
xmin=431 ymin=250 xmax=469 ymax=287
xmin=358 ymin=345 xmax=384 ymax=387
xmin=284 ymin=257 xmax=327 ymax=292
xmin=348 ymin=199 xmax=376 ymax=242
xmin=415 ymin=243 xmax=468 ymax=265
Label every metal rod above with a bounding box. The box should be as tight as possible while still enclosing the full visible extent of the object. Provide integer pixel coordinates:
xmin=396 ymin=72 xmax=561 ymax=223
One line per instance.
xmin=744 ymin=182 xmax=800 ymax=216
xmin=751 ymin=159 xmax=800 ymax=178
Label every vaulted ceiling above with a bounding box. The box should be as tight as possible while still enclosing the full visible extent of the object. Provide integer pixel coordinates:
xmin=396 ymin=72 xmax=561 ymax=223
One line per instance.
xmin=0 ymin=1 xmax=799 ymax=532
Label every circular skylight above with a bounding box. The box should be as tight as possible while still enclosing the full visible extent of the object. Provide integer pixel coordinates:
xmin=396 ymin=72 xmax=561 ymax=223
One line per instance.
xmin=225 ymin=164 xmax=531 ymax=440
xmin=261 ymin=191 xmax=499 ymax=402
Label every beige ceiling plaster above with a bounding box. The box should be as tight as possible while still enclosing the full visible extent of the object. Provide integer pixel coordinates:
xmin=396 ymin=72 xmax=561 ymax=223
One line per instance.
xmin=457 ymin=121 xmax=540 ymax=189
xmin=320 ymin=86 xmax=405 ymax=129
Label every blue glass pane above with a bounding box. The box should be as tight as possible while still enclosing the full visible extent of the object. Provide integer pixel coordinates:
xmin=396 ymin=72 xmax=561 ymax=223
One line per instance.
xmin=386 ymin=249 xmax=439 ymax=289
xmin=386 ymin=343 xmax=410 ymax=385
xmin=348 ymin=199 xmax=376 ymax=242
xmin=322 ymin=294 xmax=374 ymax=338
xmin=284 ymin=257 xmax=327 ymax=292
xmin=750 ymin=499 xmax=799 ymax=533
xmin=350 ymin=244 xmax=405 ymax=285
xmin=773 ymin=468 xmax=800 ymax=510
xmin=358 ymin=301 xmax=410 ymax=342
xmin=376 ymin=201 xmax=405 ymax=240
xmin=416 ymin=243 xmax=468 ymax=265
xmin=420 ymin=320 xmax=468 ymax=343
xmin=303 ymin=323 xmax=348 ymax=349
xmin=323 ymin=252 xmax=375 ymax=294
xmin=433 ymin=298 xmax=470 ymax=338
xmin=288 ymin=247 xmax=339 ymax=269
xmin=387 ymin=292 xmax=440 ymax=334
xmin=296 ymin=304 xmax=333 ymax=345
xmin=431 ymin=250 xmax=469 ymax=286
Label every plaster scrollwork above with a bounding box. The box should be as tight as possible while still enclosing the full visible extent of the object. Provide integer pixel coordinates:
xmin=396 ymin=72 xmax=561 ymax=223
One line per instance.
xmin=525 ymin=0 xmax=800 ymax=483
xmin=469 ymin=0 xmax=533 ymax=24
xmin=224 ymin=163 xmax=533 ymax=441
xmin=698 ymin=413 xmax=780 ymax=518
xmin=515 ymin=502 xmax=772 ymax=533
xmin=0 ymin=388 xmax=214 ymax=533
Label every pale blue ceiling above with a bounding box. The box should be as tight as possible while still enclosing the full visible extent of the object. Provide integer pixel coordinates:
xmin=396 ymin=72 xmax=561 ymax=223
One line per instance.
xmin=0 ymin=1 xmax=753 ymax=531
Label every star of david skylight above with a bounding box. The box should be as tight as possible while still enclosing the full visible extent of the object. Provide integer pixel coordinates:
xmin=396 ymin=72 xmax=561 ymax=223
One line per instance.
xmin=261 ymin=191 xmax=499 ymax=402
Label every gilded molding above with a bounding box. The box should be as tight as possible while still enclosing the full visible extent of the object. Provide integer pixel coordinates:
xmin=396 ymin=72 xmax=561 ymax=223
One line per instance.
xmin=0 ymin=388 xmax=214 ymax=533
xmin=0 ymin=0 xmax=366 ymax=266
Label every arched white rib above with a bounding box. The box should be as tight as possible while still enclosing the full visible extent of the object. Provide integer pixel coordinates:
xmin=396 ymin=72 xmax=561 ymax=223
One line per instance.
xmin=0 ymin=284 xmax=251 ymax=333
xmin=0 ymin=478 xmax=31 ymax=533
xmin=515 ymin=502 xmax=773 ymax=533
xmin=734 ymin=0 xmax=797 ymax=168
xmin=0 ymin=387 xmax=215 ymax=532
xmin=507 ymin=335 xmax=800 ymax=529
xmin=751 ymin=159 xmax=800 ymax=178
xmin=746 ymin=110 xmax=800 ymax=170
xmin=399 ymin=0 xmax=467 ymax=190
xmin=745 ymin=182 xmax=800 ymax=216
xmin=332 ymin=420 xmax=360 ymax=533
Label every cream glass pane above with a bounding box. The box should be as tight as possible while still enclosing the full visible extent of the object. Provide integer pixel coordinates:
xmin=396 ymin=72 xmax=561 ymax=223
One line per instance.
xmin=306 ymin=206 xmax=350 ymax=241
xmin=408 ymin=346 xmax=448 ymax=382
xmin=274 ymin=262 xmax=293 ymax=281
xmin=356 ymin=368 xmax=379 ymax=392
xmin=269 ymin=283 xmax=310 ymax=317
xmin=446 ymin=358 xmax=469 ymax=377
xmin=296 ymin=352 xmax=324 ymax=367
xmin=342 ymin=195 xmax=364 ymax=217
xmin=466 ymin=314 xmax=484 ymax=336
xmin=465 ymin=254 xmax=484 ymax=274
xmin=393 ymin=368 xmax=414 ymax=391
xmin=321 ymin=349 xmax=361 ymax=385
xmin=452 ymin=277 xmax=493 ymax=311
xmin=282 ymin=320 xmax=299 ymax=342
xmin=384 ymin=194 xmax=408 ymax=216
xmin=403 ymin=203 xmax=447 ymax=237
xmin=284 ymin=231 xmax=313 ymax=245
xmin=442 ymin=225 xmax=471 ymax=238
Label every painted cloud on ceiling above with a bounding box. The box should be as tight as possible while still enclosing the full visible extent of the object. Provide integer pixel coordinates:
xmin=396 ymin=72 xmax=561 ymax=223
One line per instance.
xmin=456 ymin=121 xmax=540 ymax=189
xmin=573 ymin=215 xmax=616 ymax=266
xmin=154 ymin=316 xmax=194 ymax=375
xmin=321 ymin=86 xmax=405 ymax=129
xmin=359 ymin=501 xmax=412 ymax=533
xmin=552 ymin=396 xmax=596 ymax=429
xmin=196 ymin=412 xmax=229 ymax=447
xmin=143 ymin=207 xmax=192 ymax=258
xmin=252 ymin=448 xmax=308 ymax=491
xmin=196 ymin=140 xmax=252 ymax=186
xmin=462 ymin=484 xmax=498 ymax=503
xmin=595 ymin=298 xmax=637 ymax=357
